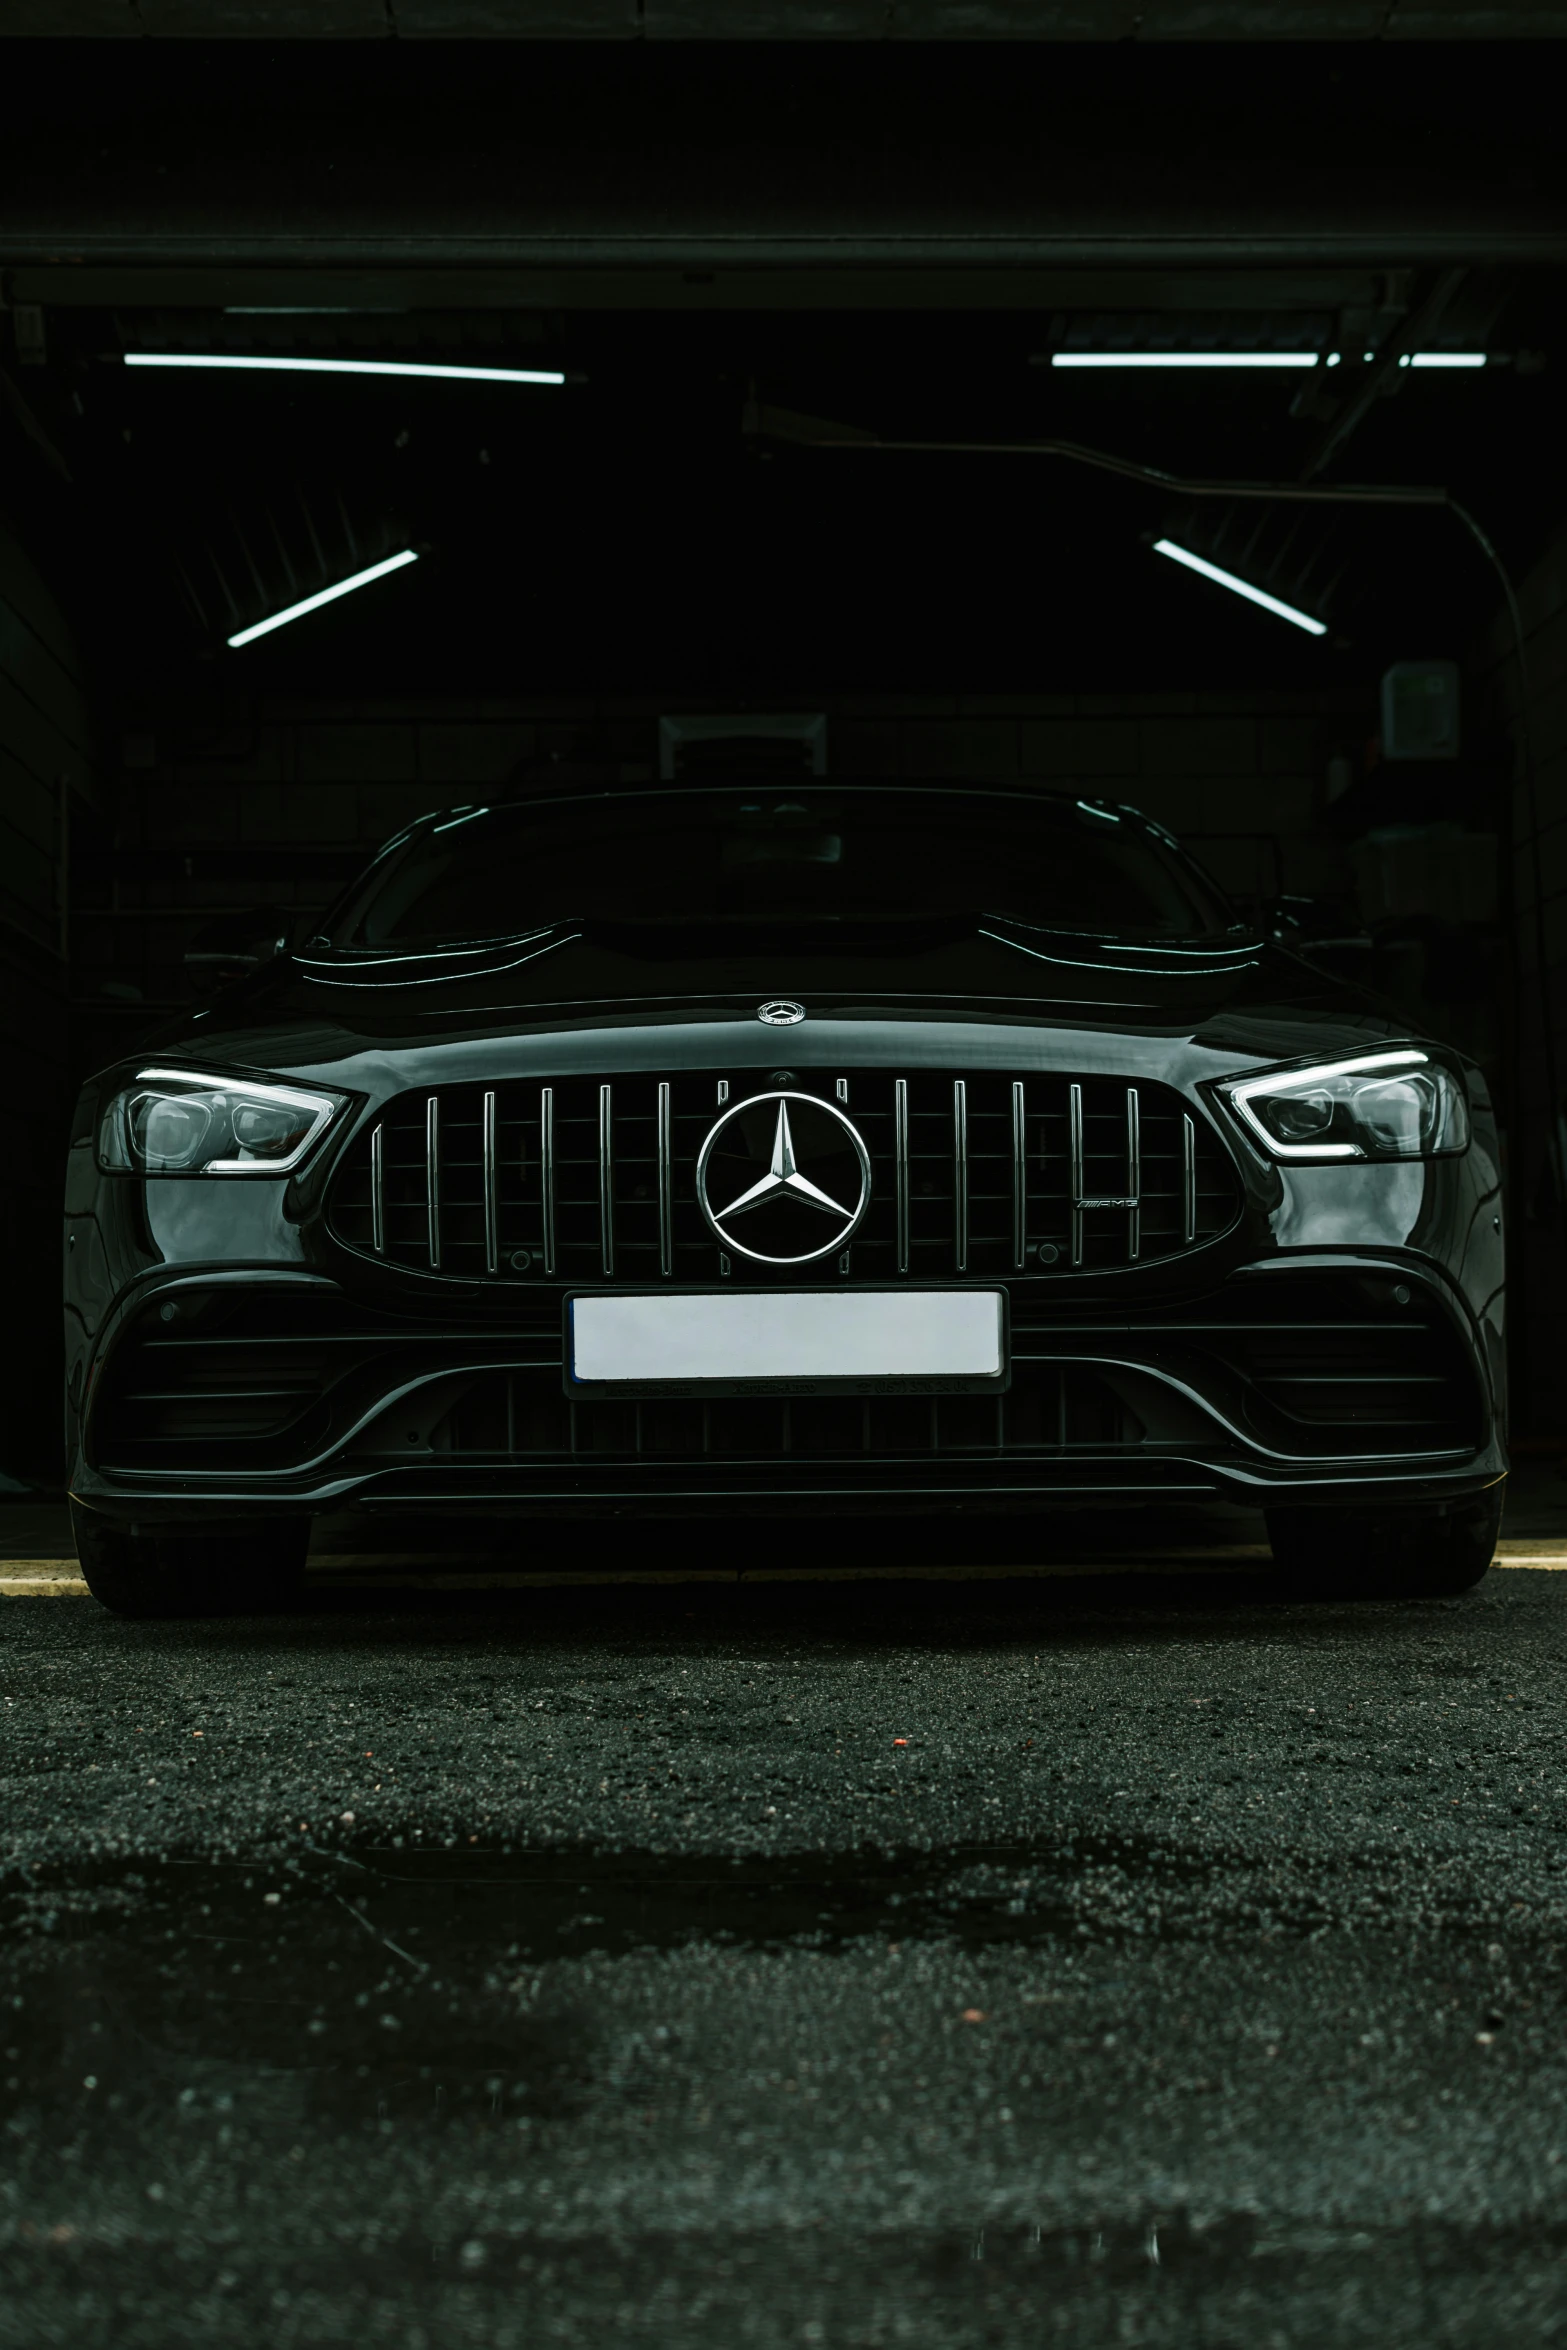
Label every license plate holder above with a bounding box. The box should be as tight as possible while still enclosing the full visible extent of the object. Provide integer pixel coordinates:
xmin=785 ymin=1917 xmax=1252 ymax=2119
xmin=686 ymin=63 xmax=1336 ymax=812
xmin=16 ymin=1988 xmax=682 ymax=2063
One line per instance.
xmin=565 ymin=1287 xmax=1008 ymax=1397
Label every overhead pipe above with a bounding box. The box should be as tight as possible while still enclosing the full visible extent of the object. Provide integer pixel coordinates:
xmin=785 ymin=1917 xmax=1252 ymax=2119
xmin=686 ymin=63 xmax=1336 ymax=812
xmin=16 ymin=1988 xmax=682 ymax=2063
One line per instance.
xmin=745 ymin=392 xmax=1556 ymax=1211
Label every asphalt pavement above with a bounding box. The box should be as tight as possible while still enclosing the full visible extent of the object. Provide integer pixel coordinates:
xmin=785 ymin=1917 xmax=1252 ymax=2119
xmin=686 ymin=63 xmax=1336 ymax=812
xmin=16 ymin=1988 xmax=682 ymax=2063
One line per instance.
xmin=5 ymin=1503 xmax=1567 ymax=2346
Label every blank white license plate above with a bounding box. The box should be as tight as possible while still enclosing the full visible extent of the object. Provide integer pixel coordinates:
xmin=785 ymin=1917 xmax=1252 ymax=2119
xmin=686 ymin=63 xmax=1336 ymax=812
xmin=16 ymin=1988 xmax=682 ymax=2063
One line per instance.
xmin=567 ymin=1289 xmax=1006 ymax=1394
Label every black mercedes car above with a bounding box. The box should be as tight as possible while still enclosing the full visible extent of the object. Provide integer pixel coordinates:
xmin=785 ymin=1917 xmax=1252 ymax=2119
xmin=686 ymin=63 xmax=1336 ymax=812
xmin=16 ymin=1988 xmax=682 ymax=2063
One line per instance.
xmin=63 ymin=783 xmax=1506 ymax=1613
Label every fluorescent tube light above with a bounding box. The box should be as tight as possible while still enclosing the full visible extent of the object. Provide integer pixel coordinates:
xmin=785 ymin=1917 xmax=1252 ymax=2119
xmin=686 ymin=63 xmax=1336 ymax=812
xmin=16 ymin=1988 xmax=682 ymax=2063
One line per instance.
xmin=227 ymin=550 xmax=419 ymax=649
xmin=1050 ymin=350 xmax=1486 ymax=371
xmin=1152 ymin=540 xmax=1327 ymax=637
xmin=1051 ymin=352 xmax=1321 ymax=369
xmin=125 ymin=353 xmax=564 ymax=386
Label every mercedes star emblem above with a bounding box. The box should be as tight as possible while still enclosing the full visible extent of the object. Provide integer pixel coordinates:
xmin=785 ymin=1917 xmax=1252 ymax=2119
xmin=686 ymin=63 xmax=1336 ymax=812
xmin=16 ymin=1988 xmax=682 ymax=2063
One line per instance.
xmin=696 ymin=1091 xmax=871 ymax=1265
xmin=757 ymin=1000 xmax=806 ymax=1026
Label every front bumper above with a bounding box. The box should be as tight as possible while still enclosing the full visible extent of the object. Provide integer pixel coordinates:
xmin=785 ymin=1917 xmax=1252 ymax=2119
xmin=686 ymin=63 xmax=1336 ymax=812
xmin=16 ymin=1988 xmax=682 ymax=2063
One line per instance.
xmin=69 ymin=1255 xmax=1506 ymax=1529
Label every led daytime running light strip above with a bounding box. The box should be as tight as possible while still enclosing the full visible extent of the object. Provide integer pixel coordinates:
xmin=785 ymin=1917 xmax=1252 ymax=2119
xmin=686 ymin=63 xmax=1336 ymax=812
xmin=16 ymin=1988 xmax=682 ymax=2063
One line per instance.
xmin=227 ymin=550 xmax=419 ymax=648
xmin=125 ymin=352 xmax=565 ymax=385
xmin=1225 ymin=1048 xmax=1429 ymax=1161
xmin=1152 ymin=540 xmax=1326 ymax=636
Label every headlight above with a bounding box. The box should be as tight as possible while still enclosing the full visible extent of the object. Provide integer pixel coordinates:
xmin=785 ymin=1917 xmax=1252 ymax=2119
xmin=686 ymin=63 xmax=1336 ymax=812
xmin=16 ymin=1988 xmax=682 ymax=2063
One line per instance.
xmin=1219 ymin=1048 xmax=1470 ymax=1163
xmin=97 ymin=1067 xmax=343 ymax=1177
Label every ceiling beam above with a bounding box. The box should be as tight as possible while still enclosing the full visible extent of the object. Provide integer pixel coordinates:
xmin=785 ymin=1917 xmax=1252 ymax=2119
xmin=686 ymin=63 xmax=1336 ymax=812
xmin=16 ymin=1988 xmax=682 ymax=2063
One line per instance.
xmin=3 ymin=0 xmax=1566 ymax=31
xmin=3 ymin=49 xmax=1561 ymax=286
xmin=2 ymin=266 xmax=1396 ymax=312
xmin=5 ymin=228 xmax=1565 ymax=278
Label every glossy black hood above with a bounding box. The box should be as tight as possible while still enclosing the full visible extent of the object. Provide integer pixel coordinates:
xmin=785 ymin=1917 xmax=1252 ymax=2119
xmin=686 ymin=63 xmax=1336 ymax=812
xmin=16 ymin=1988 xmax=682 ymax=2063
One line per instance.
xmin=143 ymin=917 xmax=1415 ymax=1085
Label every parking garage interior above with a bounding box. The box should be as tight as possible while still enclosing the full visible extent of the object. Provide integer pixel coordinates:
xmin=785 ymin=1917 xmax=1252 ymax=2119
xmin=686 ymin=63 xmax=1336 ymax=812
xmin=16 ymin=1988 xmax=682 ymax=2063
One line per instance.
xmin=11 ymin=22 xmax=1567 ymax=2348
xmin=3 ymin=34 xmax=1565 ymax=1496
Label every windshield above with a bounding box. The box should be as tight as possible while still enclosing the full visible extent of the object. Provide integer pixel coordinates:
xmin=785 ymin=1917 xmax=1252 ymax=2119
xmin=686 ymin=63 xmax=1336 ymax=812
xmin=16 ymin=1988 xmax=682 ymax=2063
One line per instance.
xmin=333 ymin=788 xmax=1237 ymax=948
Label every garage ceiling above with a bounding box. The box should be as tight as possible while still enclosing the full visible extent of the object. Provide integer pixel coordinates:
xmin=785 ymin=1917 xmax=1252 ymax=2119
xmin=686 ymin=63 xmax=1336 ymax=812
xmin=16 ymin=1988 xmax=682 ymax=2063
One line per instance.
xmin=6 ymin=279 xmax=1559 ymax=696
xmin=3 ymin=1 xmax=1566 ymax=34
xmin=2 ymin=40 xmax=1562 ymax=703
xmin=3 ymin=45 xmax=1565 ymax=296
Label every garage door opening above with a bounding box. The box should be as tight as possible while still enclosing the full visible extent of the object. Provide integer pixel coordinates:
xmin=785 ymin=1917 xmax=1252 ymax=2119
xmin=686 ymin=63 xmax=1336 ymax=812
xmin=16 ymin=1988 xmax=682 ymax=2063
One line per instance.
xmin=3 ymin=35 xmax=1566 ymax=1482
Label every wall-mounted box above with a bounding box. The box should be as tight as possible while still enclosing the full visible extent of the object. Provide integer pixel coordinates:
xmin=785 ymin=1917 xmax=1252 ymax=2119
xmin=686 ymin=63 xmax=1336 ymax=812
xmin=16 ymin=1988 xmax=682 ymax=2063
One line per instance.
xmin=1381 ymin=661 xmax=1460 ymax=761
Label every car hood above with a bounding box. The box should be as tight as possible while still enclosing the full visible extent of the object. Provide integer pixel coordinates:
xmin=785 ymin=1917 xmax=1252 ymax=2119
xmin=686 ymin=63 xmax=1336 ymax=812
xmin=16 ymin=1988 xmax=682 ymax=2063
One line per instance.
xmin=133 ymin=917 xmax=1419 ymax=1089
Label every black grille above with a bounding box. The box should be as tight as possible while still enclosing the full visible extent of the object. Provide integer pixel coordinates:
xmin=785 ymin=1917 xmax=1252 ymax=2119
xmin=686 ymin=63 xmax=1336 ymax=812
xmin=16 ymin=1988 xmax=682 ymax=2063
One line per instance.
xmin=89 ymin=1272 xmax=1483 ymax=1482
xmin=326 ymin=1070 xmax=1241 ymax=1285
xmin=390 ymin=1361 xmax=1190 ymax=1466
xmin=1174 ymin=1277 xmax=1485 ymax=1452
xmin=1009 ymin=1272 xmax=1484 ymax=1458
xmin=87 ymin=1285 xmax=453 ymax=1473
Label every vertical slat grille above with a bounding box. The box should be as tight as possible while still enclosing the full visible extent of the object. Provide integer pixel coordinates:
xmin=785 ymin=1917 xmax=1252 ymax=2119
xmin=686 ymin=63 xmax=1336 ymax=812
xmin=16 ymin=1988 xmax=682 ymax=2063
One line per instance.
xmin=1068 ymin=1082 xmax=1085 ymax=1270
xmin=482 ymin=1089 xmax=499 ymax=1275
xmin=657 ymin=1081 xmax=673 ymax=1279
xmin=894 ymin=1078 xmax=910 ymax=1276
xmin=540 ymin=1086 xmax=556 ymax=1276
xmin=370 ymin=1123 xmax=385 ymax=1255
xmin=329 ymin=1070 xmax=1240 ymax=1282
xmin=425 ymin=1095 xmax=440 ymax=1271
xmin=1126 ymin=1085 xmax=1141 ymax=1264
xmin=598 ymin=1082 xmax=615 ymax=1277
xmin=953 ymin=1079 xmax=969 ymax=1274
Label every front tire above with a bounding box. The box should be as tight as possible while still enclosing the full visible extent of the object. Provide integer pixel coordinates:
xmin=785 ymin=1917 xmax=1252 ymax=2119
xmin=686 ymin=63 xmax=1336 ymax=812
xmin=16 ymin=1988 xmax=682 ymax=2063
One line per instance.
xmin=71 ymin=1504 xmax=310 ymax=1618
xmin=1264 ymin=1486 xmax=1503 ymax=1599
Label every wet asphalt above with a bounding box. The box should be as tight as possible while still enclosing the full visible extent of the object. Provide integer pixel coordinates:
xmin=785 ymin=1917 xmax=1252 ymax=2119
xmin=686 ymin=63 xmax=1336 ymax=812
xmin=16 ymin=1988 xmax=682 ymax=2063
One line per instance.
xmin=5 ymin=1534 xmax=1567 ymax=2347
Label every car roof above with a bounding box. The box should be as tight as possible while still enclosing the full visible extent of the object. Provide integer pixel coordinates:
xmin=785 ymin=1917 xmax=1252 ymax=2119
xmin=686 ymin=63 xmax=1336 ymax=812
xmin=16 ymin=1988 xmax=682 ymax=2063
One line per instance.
xmin=415 ymin=780 xmax=1151 ymax=828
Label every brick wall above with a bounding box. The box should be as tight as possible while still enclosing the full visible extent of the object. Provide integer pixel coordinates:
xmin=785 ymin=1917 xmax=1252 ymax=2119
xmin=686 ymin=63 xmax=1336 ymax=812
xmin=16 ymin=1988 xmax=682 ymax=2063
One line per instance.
xmin=0 ymin=515 xmax=99 ymax=1485
xmin=1471 ymin=524 xmax=1567 ymax=1432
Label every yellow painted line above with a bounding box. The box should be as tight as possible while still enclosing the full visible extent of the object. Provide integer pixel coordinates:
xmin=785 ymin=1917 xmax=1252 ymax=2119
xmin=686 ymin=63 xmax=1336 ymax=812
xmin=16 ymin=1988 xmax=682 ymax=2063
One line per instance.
xmin=0 ymin=1565 xmax=88 ymax=1595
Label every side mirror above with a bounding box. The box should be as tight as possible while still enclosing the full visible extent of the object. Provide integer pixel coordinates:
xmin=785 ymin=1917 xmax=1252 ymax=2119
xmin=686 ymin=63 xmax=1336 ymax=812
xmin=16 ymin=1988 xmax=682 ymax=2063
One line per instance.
xmin=1263 ymin=893 xmax=1371 ymax=951
xmin=183 ymin=907 xmax=293 ymax=999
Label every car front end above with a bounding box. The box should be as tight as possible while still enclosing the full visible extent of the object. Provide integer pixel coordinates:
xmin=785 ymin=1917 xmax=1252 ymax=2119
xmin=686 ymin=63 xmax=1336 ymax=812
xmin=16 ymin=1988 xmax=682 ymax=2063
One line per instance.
xmin=63 ymin=786 xmax=1506 ymax=1606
